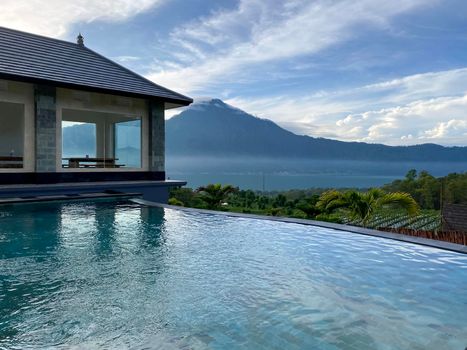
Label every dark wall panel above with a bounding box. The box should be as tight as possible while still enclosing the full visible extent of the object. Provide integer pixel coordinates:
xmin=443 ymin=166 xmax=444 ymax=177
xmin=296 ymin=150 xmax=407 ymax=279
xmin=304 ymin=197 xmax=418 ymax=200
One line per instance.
xmin=0 ymin=171 xmax=165 ymax=184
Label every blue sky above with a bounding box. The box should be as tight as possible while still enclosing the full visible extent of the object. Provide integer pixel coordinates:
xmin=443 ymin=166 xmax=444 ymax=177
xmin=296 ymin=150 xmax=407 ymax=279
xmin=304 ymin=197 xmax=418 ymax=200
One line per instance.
xmin=2 ymin=0 xmax=467 ymax=146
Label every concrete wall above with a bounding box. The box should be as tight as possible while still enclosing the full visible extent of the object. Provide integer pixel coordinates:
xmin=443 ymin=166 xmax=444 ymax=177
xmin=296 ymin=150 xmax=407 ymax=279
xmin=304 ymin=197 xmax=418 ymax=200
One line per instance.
xmin=0 ymin=80 xmax=35 ymax=172
xmin=0 ymin=101 xmax=24 ymax=156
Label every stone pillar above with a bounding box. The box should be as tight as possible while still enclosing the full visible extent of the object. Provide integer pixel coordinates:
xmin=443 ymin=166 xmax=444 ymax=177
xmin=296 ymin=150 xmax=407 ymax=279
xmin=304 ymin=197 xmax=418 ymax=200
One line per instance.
xmin=34 ymin=85 xmax=57 ymax=172
xmin=148 ymin=100 xmax=165 ymax=173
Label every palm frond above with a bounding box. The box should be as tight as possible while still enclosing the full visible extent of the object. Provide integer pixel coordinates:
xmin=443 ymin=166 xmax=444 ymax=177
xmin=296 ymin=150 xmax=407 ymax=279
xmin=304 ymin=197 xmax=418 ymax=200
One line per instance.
xmin=377 ymin=192 xmax=420 ymax=216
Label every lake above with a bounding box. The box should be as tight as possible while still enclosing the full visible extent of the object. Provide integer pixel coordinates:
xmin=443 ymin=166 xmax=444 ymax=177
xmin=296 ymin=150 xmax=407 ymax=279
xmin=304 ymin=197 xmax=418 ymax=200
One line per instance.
xmin=166 ymin=156 xmax=467 ymax=190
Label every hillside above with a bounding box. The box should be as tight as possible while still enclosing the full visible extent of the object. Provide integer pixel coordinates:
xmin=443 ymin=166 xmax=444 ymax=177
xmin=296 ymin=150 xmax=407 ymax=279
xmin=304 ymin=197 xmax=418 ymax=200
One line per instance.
xmin=166 ymin=99 xmax=467 ymax=161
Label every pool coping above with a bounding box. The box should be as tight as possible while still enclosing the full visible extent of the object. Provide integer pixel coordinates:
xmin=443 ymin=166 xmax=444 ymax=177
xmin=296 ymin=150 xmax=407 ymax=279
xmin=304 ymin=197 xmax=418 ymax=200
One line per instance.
xmin=132 ymin=199 xmax=467 ymax=255
xmin=0 ymin=192 xmax=142 ymax=204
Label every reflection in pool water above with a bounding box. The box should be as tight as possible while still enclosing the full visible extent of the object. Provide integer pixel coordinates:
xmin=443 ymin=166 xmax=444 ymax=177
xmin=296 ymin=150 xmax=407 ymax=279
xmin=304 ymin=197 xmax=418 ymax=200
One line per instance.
xmin=0 ymin=199 xmax=466 ymax=349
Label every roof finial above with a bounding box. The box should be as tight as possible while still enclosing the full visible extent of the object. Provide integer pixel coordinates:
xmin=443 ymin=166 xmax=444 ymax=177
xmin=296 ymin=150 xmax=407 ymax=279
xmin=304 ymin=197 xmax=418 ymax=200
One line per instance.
xmin=77 ymin=33 xmax=84 ymax=46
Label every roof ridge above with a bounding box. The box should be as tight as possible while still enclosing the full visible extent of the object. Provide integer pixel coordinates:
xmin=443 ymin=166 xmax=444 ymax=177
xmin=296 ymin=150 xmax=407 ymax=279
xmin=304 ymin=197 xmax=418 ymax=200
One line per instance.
xmin=0 ymin=25 xmax=80 ymax=48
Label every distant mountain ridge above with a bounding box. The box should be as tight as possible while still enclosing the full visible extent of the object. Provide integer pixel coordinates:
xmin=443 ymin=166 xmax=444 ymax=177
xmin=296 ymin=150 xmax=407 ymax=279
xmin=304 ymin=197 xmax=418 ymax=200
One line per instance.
xmin=61 ymin=99 xmax=467 ymax=162
xmin=166 ymin=99 xmax=467 ymax=162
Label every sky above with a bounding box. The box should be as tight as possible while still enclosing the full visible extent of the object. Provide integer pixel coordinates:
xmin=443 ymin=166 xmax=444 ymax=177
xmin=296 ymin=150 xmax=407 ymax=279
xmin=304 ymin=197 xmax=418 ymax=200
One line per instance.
xmin=1 ymin=0 xmax=467 ymax=146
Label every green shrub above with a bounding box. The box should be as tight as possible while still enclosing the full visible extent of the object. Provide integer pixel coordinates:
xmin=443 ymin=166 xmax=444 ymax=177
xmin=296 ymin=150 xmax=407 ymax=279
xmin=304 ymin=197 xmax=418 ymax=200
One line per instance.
xmin=290 ymin=209 xmax=307 ymax=219
xmin=315 ymin=213 xmax=343 ymax=224
xmin=168 ymin=197 xmax=184 ymax=206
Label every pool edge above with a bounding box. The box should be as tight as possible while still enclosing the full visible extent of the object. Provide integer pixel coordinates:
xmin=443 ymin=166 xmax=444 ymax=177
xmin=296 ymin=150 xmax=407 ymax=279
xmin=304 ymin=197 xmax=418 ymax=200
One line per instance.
xmin=132 ymin=199 xmax=467 ymax=255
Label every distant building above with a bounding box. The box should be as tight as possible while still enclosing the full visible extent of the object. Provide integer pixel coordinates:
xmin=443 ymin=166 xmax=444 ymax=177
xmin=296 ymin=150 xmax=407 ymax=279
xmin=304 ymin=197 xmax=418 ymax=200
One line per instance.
xmin=0 ymin=26 xmax=192 ymax=202
xmin=442 ymin=203 xmax=467 ymax=232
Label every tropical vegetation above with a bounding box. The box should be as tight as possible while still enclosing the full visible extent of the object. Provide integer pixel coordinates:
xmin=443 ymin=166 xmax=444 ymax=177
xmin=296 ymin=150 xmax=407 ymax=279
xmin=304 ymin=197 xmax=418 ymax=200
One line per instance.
xmin=169 ymin=170 xmax=466 ymax=232
xmin=316 ymin=188 xmax=419 ymax=226
xmin=195 ymin=183 xmax=237 ymax=209
xmin=382 ymin=170 xmax=467 ymax=209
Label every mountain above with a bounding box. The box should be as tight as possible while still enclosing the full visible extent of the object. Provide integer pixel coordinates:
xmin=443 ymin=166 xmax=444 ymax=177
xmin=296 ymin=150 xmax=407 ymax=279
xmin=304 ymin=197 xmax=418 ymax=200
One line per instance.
xmin=60 ymin=99 xmax=467 ymax=162
xmin=62 ymin=123 xmax=96 ymax=157
xmin=166 ymin=99 xmax=467 ymax=161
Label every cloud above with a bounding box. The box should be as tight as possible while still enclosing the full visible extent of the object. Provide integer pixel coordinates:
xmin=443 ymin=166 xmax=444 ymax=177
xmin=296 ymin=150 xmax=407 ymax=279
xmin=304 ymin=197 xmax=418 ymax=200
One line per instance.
xmin=150 ymin=0 xmax=462 ymax=146
xmin=147 ymin=0 xmax=431 ymax=94
xmin=338 ymin=95 xmax=467 ymax=145
xmin=422 ymin=119 xmax=467 ymax=140
xmin=358 ymin=68 xmax=467 ymax=105
xmin=113 ymin=56 xmax=141 ymax=63
xmin=224 ymin=68 xmax=467 ymax=146
xmin=0 ymin=0 xmax=163 ymax=37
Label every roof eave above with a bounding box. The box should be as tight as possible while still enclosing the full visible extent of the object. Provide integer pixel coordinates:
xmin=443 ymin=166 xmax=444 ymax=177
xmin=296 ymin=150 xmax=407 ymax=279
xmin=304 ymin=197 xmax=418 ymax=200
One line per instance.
xmin=0 ymin=72 xmax=193 ymax=107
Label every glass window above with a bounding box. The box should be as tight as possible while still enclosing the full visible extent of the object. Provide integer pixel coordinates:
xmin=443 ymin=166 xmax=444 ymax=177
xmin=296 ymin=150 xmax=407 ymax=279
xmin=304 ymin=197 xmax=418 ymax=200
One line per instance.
xmin=62 ymin=109 xmax=142 ymax=169
xmin=114 ymin=118 xmax=141 ymax=168
xmin=0 ymin=101 xmax=24 ymax=169
xmin=62 ymin=121 xmax=97 ymax=160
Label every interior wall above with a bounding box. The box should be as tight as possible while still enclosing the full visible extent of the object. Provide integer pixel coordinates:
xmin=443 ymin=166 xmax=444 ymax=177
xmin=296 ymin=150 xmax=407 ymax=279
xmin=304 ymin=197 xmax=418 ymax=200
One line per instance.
xmin=0 ymin=102 xmax=24 ymax=156
xmin=0 ymin=80 xmax=34 ymax=172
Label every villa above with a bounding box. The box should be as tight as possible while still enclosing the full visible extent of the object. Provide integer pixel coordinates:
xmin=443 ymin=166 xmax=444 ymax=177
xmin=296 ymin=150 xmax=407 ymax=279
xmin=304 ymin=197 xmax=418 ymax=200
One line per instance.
xmin=0 ymin=26 xmax=192 ymax=202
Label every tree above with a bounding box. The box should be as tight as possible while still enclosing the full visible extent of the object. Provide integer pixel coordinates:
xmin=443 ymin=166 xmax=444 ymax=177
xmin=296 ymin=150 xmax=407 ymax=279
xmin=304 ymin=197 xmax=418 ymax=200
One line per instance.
xmin=443 ymin=173 xmax=467 ymax=204
xmin=196 ymin=184 xmax=237 ymax=209
xmin=295 ymin=195 xmax=321 ymax=218
xmin=415 ymin=171 xmax=440 ymax=209
xmin=169 ymin=187 xmax=205 ymax=208
xmin=316 ymin=188 xmax=419 ymax=226
xmin=406 ymin=169 xmax=417 ymax=181
xmin=273 ymin=194 xmax=287 ymax=208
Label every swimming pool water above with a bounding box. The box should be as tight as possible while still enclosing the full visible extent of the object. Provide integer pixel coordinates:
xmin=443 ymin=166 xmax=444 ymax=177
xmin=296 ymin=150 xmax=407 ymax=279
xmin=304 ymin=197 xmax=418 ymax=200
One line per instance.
xmin=0 ymin=199 xmax=466 ymax=349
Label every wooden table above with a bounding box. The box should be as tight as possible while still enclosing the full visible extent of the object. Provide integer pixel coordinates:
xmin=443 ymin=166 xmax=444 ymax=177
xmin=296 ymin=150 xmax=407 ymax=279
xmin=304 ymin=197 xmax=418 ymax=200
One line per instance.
xmin=62 ymin=157 xmax=124 ymax=168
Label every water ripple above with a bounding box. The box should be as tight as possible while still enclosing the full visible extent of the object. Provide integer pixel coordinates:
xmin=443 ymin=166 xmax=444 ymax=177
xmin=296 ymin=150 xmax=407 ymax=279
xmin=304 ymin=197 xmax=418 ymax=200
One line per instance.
xmin=0 ymin=199 xmax=466 ymax=349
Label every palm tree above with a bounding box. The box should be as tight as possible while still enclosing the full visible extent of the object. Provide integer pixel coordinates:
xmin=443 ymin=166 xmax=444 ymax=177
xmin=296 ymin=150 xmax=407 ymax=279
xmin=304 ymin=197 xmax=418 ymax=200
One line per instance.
xmin=316 ymin=188 xmax=419 ymax=226
xmin=197 ymin=184 xmax=237 ymax=210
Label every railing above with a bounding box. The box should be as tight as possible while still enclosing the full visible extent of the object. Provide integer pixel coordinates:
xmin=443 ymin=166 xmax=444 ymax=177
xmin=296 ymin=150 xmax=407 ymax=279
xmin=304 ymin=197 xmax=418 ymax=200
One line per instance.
xmin=62 ymin=158 xmax=125 ymax=168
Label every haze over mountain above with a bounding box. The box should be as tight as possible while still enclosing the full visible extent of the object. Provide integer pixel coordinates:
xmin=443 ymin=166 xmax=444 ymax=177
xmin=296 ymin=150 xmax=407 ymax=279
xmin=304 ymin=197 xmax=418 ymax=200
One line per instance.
xmin=60 ymin=99 xmax=467 ymax=189
xmin=166 ymin=99 xmax=467 ymax=162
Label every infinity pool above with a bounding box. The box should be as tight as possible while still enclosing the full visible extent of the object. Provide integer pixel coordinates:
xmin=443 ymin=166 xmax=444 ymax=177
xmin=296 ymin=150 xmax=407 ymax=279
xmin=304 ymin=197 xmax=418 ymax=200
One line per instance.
xmin=0 ymin=199 xmax=466 ymax=349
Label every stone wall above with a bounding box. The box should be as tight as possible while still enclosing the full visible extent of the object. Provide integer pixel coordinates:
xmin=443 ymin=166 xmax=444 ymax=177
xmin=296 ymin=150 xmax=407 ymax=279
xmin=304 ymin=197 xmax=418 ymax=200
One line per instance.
xmin=148 ymin=100 xmax=165 ymax=173
xmin=34 ymin=85 xmax=56 ymax=172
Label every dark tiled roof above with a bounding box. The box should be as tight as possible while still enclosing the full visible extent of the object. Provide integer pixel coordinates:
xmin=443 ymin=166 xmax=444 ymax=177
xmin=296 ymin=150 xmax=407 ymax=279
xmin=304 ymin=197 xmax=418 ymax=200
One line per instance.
xmin=442 ymin=203 xmax=467 ymax=232
xmin=0 ymin=26 xmax=192 ymax=105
